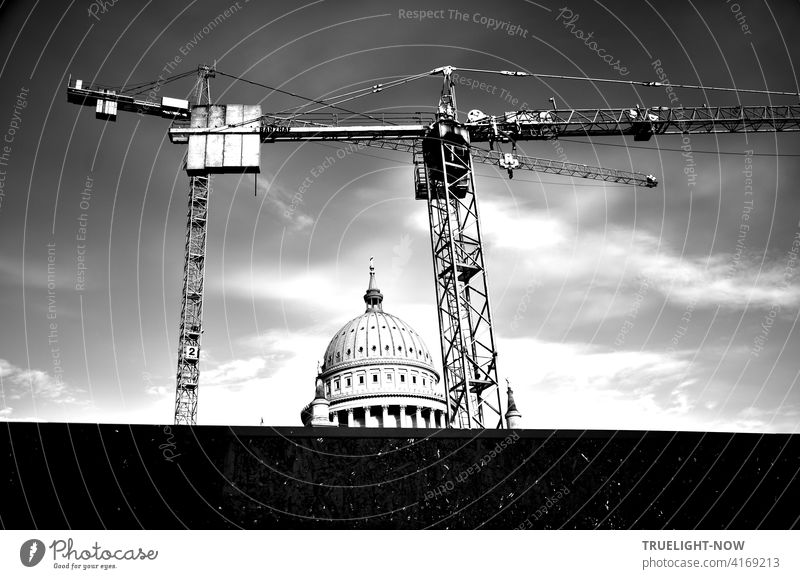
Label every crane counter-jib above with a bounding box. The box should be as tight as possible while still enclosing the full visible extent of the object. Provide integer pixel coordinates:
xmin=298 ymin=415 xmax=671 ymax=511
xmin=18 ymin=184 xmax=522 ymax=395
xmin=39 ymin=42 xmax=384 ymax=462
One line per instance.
xmin=67 ymin=80 xmax=191 ymax=120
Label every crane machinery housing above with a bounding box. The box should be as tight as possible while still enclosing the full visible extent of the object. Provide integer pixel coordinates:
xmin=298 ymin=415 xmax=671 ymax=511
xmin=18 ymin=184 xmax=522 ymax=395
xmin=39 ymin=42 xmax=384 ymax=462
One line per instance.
xmin=66 ymin=63 xmax=800 ymax=429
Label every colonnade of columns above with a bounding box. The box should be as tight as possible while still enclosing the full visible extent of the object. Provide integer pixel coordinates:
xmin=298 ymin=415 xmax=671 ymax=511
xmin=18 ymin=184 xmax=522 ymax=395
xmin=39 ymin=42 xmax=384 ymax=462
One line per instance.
xmin=331 ymin=405 xmax=446 ymax=428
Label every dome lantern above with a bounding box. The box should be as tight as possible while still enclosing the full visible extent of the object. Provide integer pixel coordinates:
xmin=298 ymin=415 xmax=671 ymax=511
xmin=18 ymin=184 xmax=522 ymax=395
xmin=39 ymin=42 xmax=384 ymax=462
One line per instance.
xmin=363 ymin=256 xmax=384 ymax=312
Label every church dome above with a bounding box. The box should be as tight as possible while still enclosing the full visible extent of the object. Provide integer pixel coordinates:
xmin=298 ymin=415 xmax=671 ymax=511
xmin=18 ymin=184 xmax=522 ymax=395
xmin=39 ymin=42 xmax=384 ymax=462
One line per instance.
xmin=321 ymin=311 xmax=437 ymax=374
xmin=301 ymin=259 xmax=445 ymax=428
xmin=321 ymin=259 xmax=438 ymax=376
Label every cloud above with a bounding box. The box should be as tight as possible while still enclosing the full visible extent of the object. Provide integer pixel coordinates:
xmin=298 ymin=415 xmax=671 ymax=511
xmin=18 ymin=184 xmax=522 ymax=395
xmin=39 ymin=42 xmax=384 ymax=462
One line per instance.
xmin=381 ymin=232 xmax=415 ymax=289
xmin=254 ymin=173 xmax=315 ymax=232
xmin=201 ymin=195 xmax=798 ymax=431
xmin=218 ymin=255 xmax=434 ymax=333
xmin=192 ymin=329 xmax=325 ymax=426
xmin=203 ymin=356 xmax=269 ymax=387
xmin=500 ymin=337 xmax=796 ymax=433
xmin=0 ymin=358 xmax=84 ymax=404
xmin=480 ymin=202 xmax=569 ymax=253
xmin=0 ymin=359 xmax=90 ymax=420
xmin=130 ymin=332 xmax=314 ymax=426
xmin=470 ymin=199 xmax=800 ymax=312
xmin=503 ymin=338 xmax=690 ymax=394
xmin=227 ymin=269 xmax=343 ymax=304
xmin=627 ymin=241 xmax=799 ymax=311
xmin=725 ymin=405 xmax=800 ymax=433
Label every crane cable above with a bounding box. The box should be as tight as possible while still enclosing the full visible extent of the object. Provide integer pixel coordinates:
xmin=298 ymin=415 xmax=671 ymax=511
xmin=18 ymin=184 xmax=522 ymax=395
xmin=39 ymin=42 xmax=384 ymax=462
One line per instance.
xmin=266 ymin=70 xmax=434 ymax=117
xmin=91 ymin=70 xmax=197 ymax=98
xmin=215 ymin=70 xmax=384 ymax=123
xmin=126 ymin=70 xmax=198 ymax=97
xmin=282 ymin=69 xmax=434 ymax=117
xmin=453 ymin=66 xmax=800 ymax=98
xmin=215 ymin=69 xmax=431 ymax=128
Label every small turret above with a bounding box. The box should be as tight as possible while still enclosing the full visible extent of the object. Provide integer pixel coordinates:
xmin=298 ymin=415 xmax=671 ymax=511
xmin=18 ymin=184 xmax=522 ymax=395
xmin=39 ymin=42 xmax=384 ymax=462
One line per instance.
xmin=309 ymin=377 xmax=335 ymax=427
xmin=505 ymin=383 xmax=522 ymax=429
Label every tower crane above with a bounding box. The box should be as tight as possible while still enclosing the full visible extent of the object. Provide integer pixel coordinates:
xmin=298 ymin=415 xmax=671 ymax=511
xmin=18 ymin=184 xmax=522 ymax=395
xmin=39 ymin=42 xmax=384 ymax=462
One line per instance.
xmin=66 ymin=64 xmax=800 ymax=428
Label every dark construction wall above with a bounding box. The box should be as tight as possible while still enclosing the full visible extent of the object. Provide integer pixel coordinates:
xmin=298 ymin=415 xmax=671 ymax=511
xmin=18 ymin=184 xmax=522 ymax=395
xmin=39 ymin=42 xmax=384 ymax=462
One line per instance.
xmin=1 ymin=423 xmax=797 ymax=529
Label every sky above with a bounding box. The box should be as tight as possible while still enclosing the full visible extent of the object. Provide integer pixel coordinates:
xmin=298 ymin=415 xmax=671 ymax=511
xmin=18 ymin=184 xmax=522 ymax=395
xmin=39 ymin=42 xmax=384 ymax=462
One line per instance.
xmin=0 ymin=0 xmax=798 ymax=432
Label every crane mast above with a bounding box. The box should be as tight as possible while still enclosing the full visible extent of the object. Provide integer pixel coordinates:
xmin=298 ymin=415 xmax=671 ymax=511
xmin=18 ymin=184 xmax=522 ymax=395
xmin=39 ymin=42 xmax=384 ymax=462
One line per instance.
xmin=66 ymin=64 xmax=799 ymax=428
xmin=417 ymin=67 xmax=503 ymax=428
xmin=174 ymin=67 xmax=213 ymax=425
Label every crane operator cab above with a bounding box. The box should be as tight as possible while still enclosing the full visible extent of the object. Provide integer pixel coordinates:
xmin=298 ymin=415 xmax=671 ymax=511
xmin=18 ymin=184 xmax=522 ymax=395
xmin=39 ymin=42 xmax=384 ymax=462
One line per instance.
xmin=418 ymin=119 xmax=472 ymax=200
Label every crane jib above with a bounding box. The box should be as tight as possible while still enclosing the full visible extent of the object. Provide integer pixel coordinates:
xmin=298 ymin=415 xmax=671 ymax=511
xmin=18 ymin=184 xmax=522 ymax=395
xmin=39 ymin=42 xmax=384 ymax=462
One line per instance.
xmin=68 ymin=82 xmax=800 ymax=142
xmin=163 ymin=105 xmax=800 ymax=145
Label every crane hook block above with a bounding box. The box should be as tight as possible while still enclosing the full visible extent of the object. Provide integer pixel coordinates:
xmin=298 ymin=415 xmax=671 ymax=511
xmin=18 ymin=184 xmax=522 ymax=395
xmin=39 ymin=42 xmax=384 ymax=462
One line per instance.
xmin=499 ymin=152 xmax=520 ymax=178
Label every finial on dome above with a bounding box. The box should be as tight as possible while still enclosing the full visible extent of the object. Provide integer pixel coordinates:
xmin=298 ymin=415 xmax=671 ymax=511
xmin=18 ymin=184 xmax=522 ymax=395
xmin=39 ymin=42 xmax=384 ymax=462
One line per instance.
xmin=368 ymin=256 xmax=377 ymax=289
xmin=364 ymin=256 xmax=384 ymax=312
